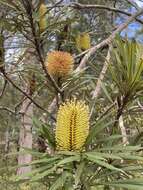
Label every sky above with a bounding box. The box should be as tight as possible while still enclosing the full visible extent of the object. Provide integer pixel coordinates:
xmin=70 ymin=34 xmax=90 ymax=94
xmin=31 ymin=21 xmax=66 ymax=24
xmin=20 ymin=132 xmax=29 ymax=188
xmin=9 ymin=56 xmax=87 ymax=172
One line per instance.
xmin=118 ymin=0 xmax=143 ymax=42
xmin=136 ymin=0 xmax=143 ymax=7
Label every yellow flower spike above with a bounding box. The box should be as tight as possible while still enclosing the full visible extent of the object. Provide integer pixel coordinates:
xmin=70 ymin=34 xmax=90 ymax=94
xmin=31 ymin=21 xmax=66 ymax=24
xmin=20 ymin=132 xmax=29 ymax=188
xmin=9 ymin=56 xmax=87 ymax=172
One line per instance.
xmin=56 ymin=99 xmax=90 ymax=151
xmin=45 ymin=51 xmax=74 ymax=77
xmin=76 ymin=32 xmax=91 ymax=51
xmin=39 ymin=1 xmax=47 ymax=33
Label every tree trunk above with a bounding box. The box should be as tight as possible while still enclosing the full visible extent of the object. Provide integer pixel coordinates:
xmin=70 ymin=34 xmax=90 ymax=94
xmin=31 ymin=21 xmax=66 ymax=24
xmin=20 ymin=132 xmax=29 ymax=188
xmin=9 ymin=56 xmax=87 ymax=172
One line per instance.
xmin=4 ymin=127 xmax=10 ymax=154
xmin=17 ymin=97 xmax=33 ymax=176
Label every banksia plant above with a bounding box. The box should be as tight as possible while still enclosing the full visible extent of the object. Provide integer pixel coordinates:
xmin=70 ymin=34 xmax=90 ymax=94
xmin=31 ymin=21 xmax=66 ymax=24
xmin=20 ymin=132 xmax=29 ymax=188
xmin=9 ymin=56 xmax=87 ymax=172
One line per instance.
xmin=55 ymin=99 xmax=89 ymax=151
xmin=76 ymin=32 xmax=91 ymax=51
xmin=45 ymin=51 xmax=74 ymax=77
xmin=39 ymin=0 xmax=47 ymax=33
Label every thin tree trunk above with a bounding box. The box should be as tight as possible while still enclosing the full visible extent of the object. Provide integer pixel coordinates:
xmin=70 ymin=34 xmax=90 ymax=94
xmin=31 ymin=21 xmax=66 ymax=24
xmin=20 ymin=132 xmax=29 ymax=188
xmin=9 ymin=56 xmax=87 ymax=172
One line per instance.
xmin=17 ymin=97 xmax=33 ymax=176
xmin=119 ymin=115 xmax=129 ymax=145
xmin=4 ymin=127 xmax=10 ymax=154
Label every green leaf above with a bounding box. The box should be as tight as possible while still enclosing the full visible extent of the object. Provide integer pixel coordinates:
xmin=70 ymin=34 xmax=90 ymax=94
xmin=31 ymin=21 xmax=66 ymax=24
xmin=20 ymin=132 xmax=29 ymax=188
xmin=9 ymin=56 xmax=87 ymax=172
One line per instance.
xmin=86 ymin=152 xmax=122 ymax=160
xmin=30 ymin=167 xmax=56 ymax=182
xmin=75 ymin=162 xmax=85 ymax=186
xmin=84 ymin=153 xmax=106 ymax=161
xmin=100 ymin=82 xmax=113 ymax=103
xmin=98 ymin=145 xmax=142 ymax=152
xmin=116 ymin=178 xmax=143 ymax=184
xmin=56 ymin=155 xmax=80 ymax=166
xmin=57 ymin=151 xmax=78 ymax=156
xmin=0 ymin=0 xmax=20 ymax=11
xmin=29 ymin=156 xmax=61 ymax=165
xmin=33 ymin=117 xmax=55 ymax=148
xmin=41 ymin=124 xmax=56 ymax=148
xmin=86 ymin=118 xmax=114 ymax=145
xmin=85 ymin=153 xmax=123 ymax=172
xmin=109 ymin=184 xmax=143 ymax=190
xmin=20 ymin=148 xmax=48 ymax=157
xmin=95 ymin=135 xmax=123 ymax=143
xmin=117 ymin=153 xmax=143 ymax=161
xmin=49 ymin=172 xmax=71 ymax=190
xmin=15 ymin=165 xmax=52 ymax=181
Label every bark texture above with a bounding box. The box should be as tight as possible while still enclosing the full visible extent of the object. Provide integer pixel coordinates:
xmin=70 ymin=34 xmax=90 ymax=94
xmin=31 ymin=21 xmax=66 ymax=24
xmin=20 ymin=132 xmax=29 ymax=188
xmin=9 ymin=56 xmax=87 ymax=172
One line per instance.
xmin=17 ymin=97 xmax=33 ymax=176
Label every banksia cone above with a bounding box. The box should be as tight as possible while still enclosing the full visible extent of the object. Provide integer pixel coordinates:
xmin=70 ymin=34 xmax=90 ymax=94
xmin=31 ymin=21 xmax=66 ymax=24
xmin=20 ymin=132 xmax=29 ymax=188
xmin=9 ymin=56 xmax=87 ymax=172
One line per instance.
xmin=39 ymin=1 xmax=47 ymax=33
xmin=55 ymin=99 xmax=89 ymax=151
xmin=76 ymin=33 xmax=91 ymax=51
xmin=45 ymin=51 xmax=74 ymax=77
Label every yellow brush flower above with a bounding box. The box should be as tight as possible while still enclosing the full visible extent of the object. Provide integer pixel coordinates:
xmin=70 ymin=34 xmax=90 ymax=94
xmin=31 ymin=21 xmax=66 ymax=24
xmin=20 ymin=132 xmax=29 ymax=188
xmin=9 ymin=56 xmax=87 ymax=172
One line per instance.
xmin=39 ymin=2 xmax=47 ymax=32
xmin=55 ymin=99 xmax=89 ymax=151
xmin=76 ymin=32 xmax=91 ymax=51
xmin=45 ymin=51 xmax=74 ymax=77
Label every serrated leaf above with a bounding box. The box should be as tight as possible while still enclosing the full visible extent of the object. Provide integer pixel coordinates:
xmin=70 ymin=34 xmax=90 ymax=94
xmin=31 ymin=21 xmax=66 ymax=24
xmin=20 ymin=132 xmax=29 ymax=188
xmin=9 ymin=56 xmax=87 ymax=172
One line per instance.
xmin=110 ymin=184 xmax=143 ymax=190
xmin=86 ymin=119 xmax=114 ymax=145
xmin=100 ymin=82 xmax=113 ymax=103
xmin=30 ymin=167 xmax=56 ymax=182
xmin=86 ymin=152 xmax=122 ymax=160
xmin=49 ymin=172 xmax=71 ymax=190
xmin=33 ymin=117 xmax=55 ymax=148
xmin=98 ymin=145 xmax=142 ymax=151
xmin=85 ymin=153 xmax=123 ymax=172
xmin=56 ymin=155 xmax=80 ymax=166
xmin=15 ymin=165 xmax=52 ymax=181
xmin=75 ymin=162 xmax=85 ymax=186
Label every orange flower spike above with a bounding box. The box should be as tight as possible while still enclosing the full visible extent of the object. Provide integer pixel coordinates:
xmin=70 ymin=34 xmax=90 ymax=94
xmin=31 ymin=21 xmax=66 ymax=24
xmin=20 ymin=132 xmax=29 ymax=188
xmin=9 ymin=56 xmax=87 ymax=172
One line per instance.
xmin=45 ymin=51 xmax=74 ymax=77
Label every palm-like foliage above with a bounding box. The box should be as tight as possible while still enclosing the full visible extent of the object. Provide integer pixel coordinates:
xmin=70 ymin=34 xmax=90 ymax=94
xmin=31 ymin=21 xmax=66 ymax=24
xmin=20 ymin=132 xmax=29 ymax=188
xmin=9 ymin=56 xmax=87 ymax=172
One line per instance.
xmin=110 ymin=37 xmax=143 ymax=100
